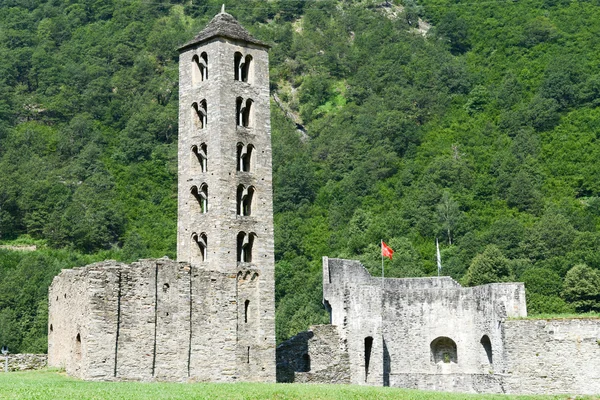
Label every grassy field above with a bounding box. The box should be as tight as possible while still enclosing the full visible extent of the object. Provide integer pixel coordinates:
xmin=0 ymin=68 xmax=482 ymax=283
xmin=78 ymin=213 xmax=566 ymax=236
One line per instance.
xmin=0 ymin=370 xmax=594 ymax=400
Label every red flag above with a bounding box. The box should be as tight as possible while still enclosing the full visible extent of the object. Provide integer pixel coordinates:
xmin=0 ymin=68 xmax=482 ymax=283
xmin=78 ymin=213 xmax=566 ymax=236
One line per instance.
xmin=382 ymin=241 xmax=394 ymax=260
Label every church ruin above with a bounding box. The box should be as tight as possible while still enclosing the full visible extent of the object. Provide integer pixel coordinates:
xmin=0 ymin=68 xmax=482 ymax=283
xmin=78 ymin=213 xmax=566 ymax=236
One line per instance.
xmin=48 ymin=10 xmax=275 ymax=382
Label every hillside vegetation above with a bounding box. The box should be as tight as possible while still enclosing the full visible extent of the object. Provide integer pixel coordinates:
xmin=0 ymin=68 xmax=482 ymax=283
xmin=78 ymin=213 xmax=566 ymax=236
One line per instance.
xmin=1 ymin=0 xmax=600 ymax=350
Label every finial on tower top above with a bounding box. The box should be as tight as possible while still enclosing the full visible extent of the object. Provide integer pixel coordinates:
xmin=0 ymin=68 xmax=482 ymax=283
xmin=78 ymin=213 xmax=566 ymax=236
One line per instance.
xmin=221 ymin=4 xmax=225 ymax=13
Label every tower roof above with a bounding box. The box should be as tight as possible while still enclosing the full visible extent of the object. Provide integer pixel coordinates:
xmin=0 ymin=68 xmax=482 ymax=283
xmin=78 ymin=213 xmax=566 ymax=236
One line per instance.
xmin=179 ymin=11 xmax=268 ymax=51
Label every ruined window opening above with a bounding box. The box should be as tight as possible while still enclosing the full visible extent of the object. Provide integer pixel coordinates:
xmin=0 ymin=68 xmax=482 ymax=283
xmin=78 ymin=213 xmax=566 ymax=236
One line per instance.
xmin=244 ymin=299 xmax=250 ymax=323
xmin=323 ymin=300 xmax=332 ymax=324
xmin=236 ymin=185 xmax=255 ymax=216
xmin=234 ymin=52 xmax=252 ymax=82
xmin=190 ymin=184 xmax=208 ymax=213
xmin=192 ymin=100 xmax=207 ymax=130
xmin=364 ymin=336 xmax=373 ymax=382
xmin=481 ymin=335 xmax=493 ymax=364
xmin=430 ymin=336 xmax=457 ymax=364
xmin=236 ymin=98 xmax=253 ymax=127
xmin=76 ymin=333 xmax=81 ymax=343
xmin=236 ymin=143 xmax=254 ymax=172
xmin=192 ymin=232 xmax=207 ymax=262
xmin=192 ymin=52 xmax=208 ymax=84
xmin=237 ymin=232 xmax=255 ymax=263
xmin=192 ymin=144 xmax=207 ymax=172
xmin=163 ymin=283 xmax=170 ymax=293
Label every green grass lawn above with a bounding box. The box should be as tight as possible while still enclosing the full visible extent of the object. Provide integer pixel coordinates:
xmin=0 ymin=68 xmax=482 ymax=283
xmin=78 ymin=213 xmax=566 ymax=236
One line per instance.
xmin=0 ymin=369 xmax=593 ymax=400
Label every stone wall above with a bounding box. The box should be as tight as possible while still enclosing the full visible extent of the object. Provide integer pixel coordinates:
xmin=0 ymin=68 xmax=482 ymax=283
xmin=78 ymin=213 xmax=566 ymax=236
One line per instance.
xmin=503 ymin=319 xmax=600 ymax=394
xmin=0 ymin=354 xmax=47 ymax=371
xmin=276 ymin=325 xmax=350 ymax=384
xmin=48 ymin=258 xmax=274 ymax=382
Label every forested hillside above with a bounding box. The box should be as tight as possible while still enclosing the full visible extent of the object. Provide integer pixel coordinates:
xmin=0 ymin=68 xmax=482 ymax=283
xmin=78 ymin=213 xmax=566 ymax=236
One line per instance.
xmin=1 ymin=0 xmax=600 ymax=351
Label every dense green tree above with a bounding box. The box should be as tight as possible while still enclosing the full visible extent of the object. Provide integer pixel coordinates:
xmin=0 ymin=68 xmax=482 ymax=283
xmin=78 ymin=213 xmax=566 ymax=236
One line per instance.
xmin=463 ymin=245 xmax=512 ymax=287
xmin=562 ymin=264 xmax=600 ymax=313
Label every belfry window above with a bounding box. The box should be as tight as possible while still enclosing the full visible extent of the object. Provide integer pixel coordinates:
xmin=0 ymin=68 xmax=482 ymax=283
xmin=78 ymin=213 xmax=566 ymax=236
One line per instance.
xmin=192 ymin=143 xmax=207 ymax=172
xmin=236 ymin=143 xmax=254 ymax=172
xmin=237 ymin=185 xmax=255 ymax=216
xmin=192 ymin=52 xmax=208 ymax=84
xmin=234 ymin=52 xmax=252 ymax=82
xmin=192 ymin=232 xmax=207 ymax=262
xmin=192 ymin=100 xmax=207 ymax=129
xmin=191 ymin=184 xmax=208 ymax=213
xmin=236 ymin=97 xmax=253 ymax=127
xmin=237 ymin=231 xmax=255 ymax=263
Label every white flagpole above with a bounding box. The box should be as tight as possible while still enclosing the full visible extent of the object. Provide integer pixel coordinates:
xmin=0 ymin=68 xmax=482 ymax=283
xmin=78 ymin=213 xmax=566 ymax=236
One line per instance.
xmin=436 ymin=237 xmax=442 ymax=277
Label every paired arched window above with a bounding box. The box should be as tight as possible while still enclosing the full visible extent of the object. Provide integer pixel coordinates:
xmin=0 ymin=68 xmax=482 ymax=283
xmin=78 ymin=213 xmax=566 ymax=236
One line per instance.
xmin=192 ymin=100 xmax=207 ymax=129
xmin=237 ymin=185 xmax=255 ymax=216
xmin=234 ymin=52 xmax=252 ymax=82
xmin=192 ymin=143 xmax=207 ymax=172
xmin=430 ymin=336 xmax=457 ymax=364
xmin=237 ymin=231 xmax=256 ymax=263
xmin=236 ymin=97 xmax=253 ymax=127
xmin=191 ymin=184 xmax=208 ymax=213
xmin=192 ymin=232 xmax=207 ymax=262
xmin=236 ymin=143 xmax=254 ymax=172
xmin=192 ymin=52 xmax=208 ymax=84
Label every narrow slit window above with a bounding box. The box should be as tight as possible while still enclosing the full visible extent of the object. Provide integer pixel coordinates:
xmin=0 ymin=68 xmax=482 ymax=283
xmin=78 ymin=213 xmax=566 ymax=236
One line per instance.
xmin=364 ymin=336 xmax=373 ymax=382
xmin=244 ymin=299 xmax=250 ymax=323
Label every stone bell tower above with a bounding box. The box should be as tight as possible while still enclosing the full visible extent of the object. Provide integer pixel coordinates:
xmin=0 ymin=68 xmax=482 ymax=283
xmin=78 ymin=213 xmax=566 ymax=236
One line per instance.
xmin=177 ymin=9 xmax=275 ymax=381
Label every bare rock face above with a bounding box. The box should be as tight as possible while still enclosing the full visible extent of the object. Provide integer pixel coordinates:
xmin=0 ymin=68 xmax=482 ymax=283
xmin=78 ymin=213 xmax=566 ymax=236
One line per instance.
xmin=48 ymin=11 xmax=276 ymax=383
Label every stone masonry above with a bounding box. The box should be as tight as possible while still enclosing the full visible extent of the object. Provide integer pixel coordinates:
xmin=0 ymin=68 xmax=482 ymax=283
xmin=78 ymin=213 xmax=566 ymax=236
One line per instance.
xmin=277 ymin=257 xmax=600 ymax=395
xmin=48 ymin=11 xmax=276 ymax=382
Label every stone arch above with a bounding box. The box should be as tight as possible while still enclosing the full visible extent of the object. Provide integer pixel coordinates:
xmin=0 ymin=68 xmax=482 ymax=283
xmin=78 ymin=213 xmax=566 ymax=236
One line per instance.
xmin=192 ymin=52 xmax=208 ymax=84
xmin=236 ymin=143 xmax=254 ymax=172
xmin=430 ymin=336 xmax=457 ymax=364
xmin=236 ymin=185 xmax=255 ymax=216
xmin=192 ymin=100 xmax=207 ymax=129
xmin=481 ymin=335 xmax=493 ymax=365
xmin=234 ymin=52 xmax=252 ymax=82
xmin=192 ymin=232 xmax=207 ymax=262
xmin=191 ymin=143 xmax=207 ymax=172
xmin=236 ymin=97 xmax=253 ymax=127
xmin=237 ymin=231 xmax=256 ymax=263
xmin=190 ymin=184 xmax=208 ymax=213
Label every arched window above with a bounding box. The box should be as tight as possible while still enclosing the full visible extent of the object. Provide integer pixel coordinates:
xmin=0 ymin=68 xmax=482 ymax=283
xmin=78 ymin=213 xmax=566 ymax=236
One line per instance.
xmin=192 ymin=100 xmax=207 ymax=129
xmin=234 ymin=52 xmax=252 ymax=82
xmin=430 ymin=336 xmax=457 ymax=364
xmin=192 ymin=52 xmax=208 ymax=84
xmin=191 ymin=184 xmax=208 ymax=213
xmin=236 ymin=185 xmax=254 ymax=216
xmin=192 ymin=232 xmax=207 ymax=262
xmin=244 ymin=299 xmax=250 ymax=323
xmin=192 ymin=143 xmax=207 ymax=172
xmin=364 ymin=336 xmax=373 ymax=382
xmin=236 ymin=97 xmax=253 ymax=127
xmin=236 ymin=143 xmax=254 ymax=172
xmin=481 ymin=335 xmax=493 ymax=364
xmin=237 ymin=231 xmax=255 ymax=263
